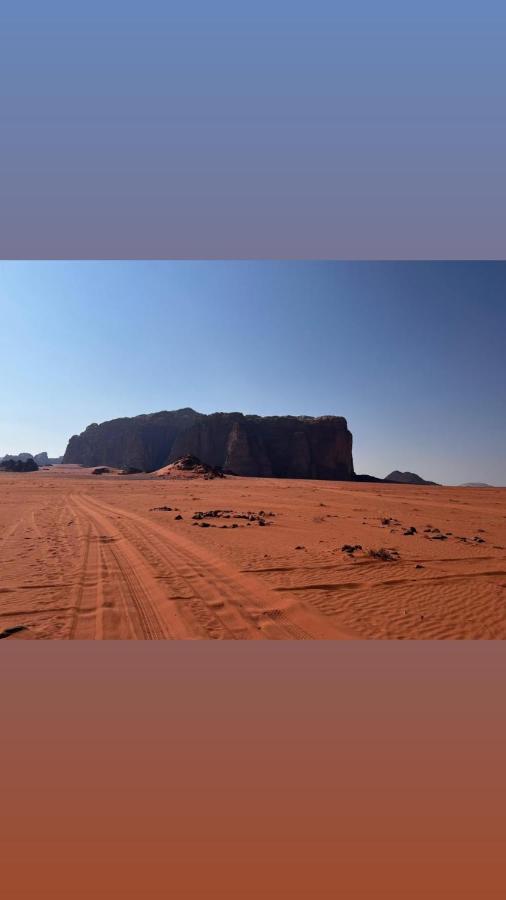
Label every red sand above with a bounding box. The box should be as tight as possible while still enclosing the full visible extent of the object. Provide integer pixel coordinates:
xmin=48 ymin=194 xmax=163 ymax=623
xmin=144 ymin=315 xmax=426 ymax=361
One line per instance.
xmin=1 ymin=467 xmax=505 ymax=639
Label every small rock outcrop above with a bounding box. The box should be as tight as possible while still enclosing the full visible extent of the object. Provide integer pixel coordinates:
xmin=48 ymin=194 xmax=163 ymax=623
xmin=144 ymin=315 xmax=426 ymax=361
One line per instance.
xmin=385 ymin=470 xmax=438 ymax=486
xmin=63 ymin=408 xmax=354 ymax=480
xmin=154 ymin=455 xmax=225 ymax=479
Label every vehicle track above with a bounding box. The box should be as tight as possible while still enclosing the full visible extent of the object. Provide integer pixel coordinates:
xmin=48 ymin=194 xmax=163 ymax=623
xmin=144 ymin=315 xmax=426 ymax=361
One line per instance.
xmin=67 ymin=516 xmax=96 ymax=639
xmin=68 ymin=496 xmax=171 ymax=639
xmin=69 ymin=492 xmax=343 ymax=639
xmin=71 ymin=493 xmax=264 ymax=639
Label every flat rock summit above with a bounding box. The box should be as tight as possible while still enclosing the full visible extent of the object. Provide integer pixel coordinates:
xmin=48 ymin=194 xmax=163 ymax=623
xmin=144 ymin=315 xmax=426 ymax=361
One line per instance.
xmin=63 ymin=408 xmax=354 ymax=480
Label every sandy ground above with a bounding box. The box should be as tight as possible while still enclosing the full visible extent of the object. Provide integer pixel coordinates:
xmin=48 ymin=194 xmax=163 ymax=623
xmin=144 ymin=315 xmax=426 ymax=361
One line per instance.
xmin=1 ymin=466 xmax=505 ymax=639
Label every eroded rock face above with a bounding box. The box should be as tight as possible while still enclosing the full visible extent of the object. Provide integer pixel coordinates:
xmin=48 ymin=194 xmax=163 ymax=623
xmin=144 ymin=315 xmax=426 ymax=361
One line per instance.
xmin=63 ymin=408 xmax=354 ymax=480
xmin=63 ymin=408 xmax=201 ymax=471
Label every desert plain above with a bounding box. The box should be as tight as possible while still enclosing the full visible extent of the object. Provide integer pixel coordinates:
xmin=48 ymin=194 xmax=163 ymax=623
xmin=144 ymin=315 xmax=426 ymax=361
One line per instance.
xmin=1 ymin=465 xmax=505 ymax=639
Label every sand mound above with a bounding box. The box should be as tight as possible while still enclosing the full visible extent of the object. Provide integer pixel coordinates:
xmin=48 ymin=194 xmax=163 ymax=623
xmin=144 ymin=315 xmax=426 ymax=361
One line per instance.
xmin=153 ymin=455 xmax=225 ymax=479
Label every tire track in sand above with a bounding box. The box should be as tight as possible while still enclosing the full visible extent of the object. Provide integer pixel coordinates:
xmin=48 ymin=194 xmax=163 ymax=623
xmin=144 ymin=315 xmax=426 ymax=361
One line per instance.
xmin=68 ymin=496 xmax=172 ymax=639
xmin=71 ymin=493 xmax=255 ymax=639
xmin=71 ymin=492 xmax=352 ymax=640
xmin=67 ymin=518 xmax=96 ymax=639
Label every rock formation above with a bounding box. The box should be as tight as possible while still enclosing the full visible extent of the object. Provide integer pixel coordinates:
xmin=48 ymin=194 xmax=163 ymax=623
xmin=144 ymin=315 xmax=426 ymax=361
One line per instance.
xmin=1 ymin=453 xmax=35 ymax=464
xmin=63 ymin=408 xmax=354 ymax=480
xmin=385 ymin=470 xmax=438 ymax=486
xmin=0 ymin=457 xmax=39 ymax=472
xmin=154 ymin=455 xmax=225 ymax=479
xmin=1 ymin=452 xmax=63 ymax=466
xmin=34 ymin=452 xmax=64 ymax=466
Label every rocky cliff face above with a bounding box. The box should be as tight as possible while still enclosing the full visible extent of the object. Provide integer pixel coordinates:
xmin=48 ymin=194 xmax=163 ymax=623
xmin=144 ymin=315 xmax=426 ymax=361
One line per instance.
xmin=63 ymin=408 xmax=354 ymax=480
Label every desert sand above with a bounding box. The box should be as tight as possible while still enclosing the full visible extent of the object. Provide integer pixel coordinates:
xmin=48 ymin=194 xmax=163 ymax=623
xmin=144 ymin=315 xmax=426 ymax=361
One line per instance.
xmin=1 ymin=466 xmax=505 ymax=639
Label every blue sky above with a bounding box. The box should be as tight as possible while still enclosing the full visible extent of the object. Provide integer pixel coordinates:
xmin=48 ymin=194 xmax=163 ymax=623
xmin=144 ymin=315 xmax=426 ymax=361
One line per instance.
xmin=0 ymin=261 xmax=504 ymax=485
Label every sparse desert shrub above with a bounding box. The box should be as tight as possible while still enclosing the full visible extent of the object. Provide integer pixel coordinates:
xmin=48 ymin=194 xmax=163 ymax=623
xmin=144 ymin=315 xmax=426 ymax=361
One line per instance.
xmin=367 ymin=547 xmax=399 ymax=561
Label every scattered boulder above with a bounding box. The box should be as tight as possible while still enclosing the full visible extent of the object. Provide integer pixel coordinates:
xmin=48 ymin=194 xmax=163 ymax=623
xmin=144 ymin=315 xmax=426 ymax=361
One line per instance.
xmin=192 ymin=509 xmax=273 ymax=525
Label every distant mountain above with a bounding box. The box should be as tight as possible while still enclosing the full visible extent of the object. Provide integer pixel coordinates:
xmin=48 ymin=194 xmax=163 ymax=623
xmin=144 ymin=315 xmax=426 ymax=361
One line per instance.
xmin=1 ymin=452 xmax=63 ymax=467
xmin=385 ymin=470 xmax=439 ymax=486
xmin=1 ymin=452 xmax=34 ymax=463
xmin=460 ymin=482 xmax=492 ymax=488
xmin=34 ymin=452 xmax=64 ymax=466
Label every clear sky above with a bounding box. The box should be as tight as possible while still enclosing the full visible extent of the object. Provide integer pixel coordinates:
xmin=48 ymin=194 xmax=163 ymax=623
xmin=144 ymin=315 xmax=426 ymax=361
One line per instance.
xmin=0 ymin=261 xmax=504 ymax=485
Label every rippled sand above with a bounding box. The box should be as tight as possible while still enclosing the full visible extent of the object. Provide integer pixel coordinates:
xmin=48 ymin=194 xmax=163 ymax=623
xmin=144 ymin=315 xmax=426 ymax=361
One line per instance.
xmin=1 ymin=466 xmax=505 ymax=639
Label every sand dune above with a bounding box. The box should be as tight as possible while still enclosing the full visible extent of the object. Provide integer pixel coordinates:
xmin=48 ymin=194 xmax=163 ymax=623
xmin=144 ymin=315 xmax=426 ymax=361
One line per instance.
xmin=1 ymin=467 xmax=505 ymax=639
